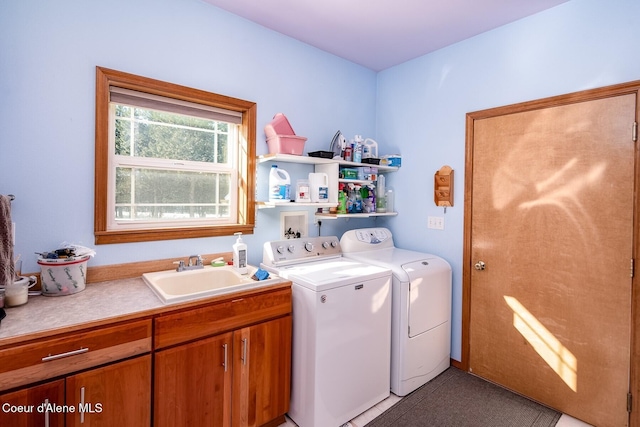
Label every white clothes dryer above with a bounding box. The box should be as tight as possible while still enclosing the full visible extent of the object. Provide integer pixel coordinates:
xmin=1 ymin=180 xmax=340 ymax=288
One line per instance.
xmin=261 ymin=236 xmax=392 ymax=427
xmin=340 ymin=227 xmax=452 ymax=396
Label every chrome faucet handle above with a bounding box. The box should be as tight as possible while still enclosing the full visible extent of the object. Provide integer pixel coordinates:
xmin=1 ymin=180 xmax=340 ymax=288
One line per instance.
xmin=173 ymin=260 xmax=185 ymax=272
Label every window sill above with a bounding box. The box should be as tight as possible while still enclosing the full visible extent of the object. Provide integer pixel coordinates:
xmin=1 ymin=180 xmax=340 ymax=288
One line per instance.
xmin=95 ymin=224 xmax=254 ymax=245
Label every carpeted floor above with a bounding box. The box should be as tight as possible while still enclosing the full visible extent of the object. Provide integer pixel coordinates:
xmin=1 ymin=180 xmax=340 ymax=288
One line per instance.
xmin=365 ymin=367 xmax=561 ymax=427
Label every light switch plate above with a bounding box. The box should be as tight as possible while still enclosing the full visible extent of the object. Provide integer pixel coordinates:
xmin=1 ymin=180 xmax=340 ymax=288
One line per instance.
xmin=428 ymin=216 xmax=444 ymax=230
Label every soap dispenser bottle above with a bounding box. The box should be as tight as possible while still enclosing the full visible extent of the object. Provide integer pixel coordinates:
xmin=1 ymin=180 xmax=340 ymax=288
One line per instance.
xmin=233 ymin=232 xmax=248 ymax=274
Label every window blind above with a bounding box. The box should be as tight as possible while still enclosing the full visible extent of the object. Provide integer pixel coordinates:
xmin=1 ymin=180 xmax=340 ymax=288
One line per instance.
xmin=109 ymin=86 xmax=243 ymax=124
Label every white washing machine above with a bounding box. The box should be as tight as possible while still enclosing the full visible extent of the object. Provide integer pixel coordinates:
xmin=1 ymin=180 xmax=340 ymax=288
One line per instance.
xmin=340 ymin=227 xmax=451 ymax=396
xmin=261 ymin=236 xmax=392 ymax=427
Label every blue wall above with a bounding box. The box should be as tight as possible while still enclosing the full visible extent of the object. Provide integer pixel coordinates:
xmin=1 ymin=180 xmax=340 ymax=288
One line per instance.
xmin=2 ymin=0 xmax=639 ymax=362
xmin=0 ymin=0 xmax=379 ymax=274
xmin=377 ymin=0 xmax=640 ymax=360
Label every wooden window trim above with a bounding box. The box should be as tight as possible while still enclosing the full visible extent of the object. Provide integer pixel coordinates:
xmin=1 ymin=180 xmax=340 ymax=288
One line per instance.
xmin=94 ymin=67 xmax=256 ymax=244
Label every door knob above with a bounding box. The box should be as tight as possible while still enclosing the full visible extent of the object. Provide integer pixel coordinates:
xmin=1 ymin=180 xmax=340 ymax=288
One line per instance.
xmin=474 ymin=261 xmax=486 ymax=271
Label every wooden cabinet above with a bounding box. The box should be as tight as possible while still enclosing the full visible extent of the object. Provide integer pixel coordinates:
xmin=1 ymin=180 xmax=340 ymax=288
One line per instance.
xmin=154 ymin=333 xmax=233 ymax=427
xmin=0 ymin=319 xmax=152 ymax=391
xmin=66 ymin=355 xmax=151 ymax=426
xmin=0 ymin=319 xmax=152 ymax=427
xmin=0 ymin=379 xmax=65 ymax=427
xmin=154 ymin=287 xmax=292 ymax=427
xmin=231 ymin=317 xmax=291 ymax=427
xmin=0 ymin=284 xmax=291 ymax=427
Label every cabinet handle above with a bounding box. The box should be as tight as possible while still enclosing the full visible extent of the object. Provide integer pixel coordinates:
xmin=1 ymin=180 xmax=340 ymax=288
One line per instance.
xmin=41 ymin=347 xmax=89 ymax=362
xmin=44 ymin=398 xmax=49 ymax=427
xmin=222 ymin=343 xmax=228 ymax=372
xmin=80 ymin=386 xmax=85 ymax=424
xmin=241 ymin=338 xmax=248 ymax=365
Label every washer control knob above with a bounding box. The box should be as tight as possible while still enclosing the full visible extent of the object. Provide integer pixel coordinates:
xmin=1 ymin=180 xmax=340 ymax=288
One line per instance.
xmin=322 ymin=242 xmax=329 ymax=249
xmin=276 ymin=245 xmax=284 ymax=254
xmin=304 ymin=242 xmax=314 ymax=252
xmin=330 ymin=241 xmax=338 ymax=248
xmin=287 ymin=244 xmax=295 ymax=253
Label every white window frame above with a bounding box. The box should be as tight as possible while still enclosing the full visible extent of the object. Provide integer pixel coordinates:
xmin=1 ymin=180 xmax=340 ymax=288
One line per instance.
xmin=107 ymin=107 xmax=239 ymax=230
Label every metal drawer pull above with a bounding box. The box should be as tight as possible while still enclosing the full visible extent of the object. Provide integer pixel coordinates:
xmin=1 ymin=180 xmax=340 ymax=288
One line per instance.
xmin=44 ymin=398 xmax=49 ymax=427
xmin=222 ymin=343 xmax=228 ymax=372
xmin=241 ymin=338 xmax=248 ymax=365
xmin=80 ymin=386 xmax=85 ymax=424
xmin=42 ymin=347 xmax=89 ymax=362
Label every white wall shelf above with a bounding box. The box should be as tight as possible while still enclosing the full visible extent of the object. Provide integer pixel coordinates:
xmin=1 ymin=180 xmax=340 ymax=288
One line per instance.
xmin=257 ymin=153 xmax=399 ymax=172
xmin=257 ymin=153 xmax=399 ymax=218
xmin=315 ymin=211 xmax=398 ymax=219
xmin=257 ymin=201 xmax=336 ymax=209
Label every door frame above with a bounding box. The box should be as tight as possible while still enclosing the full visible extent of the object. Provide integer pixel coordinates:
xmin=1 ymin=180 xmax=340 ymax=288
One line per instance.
xmin=460 ymin=80 xmax=640 ymax=425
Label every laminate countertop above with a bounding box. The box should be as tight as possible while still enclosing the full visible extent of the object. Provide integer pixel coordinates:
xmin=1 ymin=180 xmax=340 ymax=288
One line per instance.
xmin=0 ymin=278 xmax=161 ymax=343
xmin=0 ymin=276 xmax=290 ymax=347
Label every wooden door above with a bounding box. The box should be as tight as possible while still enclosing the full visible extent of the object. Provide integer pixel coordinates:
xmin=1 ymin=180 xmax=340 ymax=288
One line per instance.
xmin=154 ymin=332 xmax=232 ymax=427
xmin=232 ymin=316 xmax=291 ymax=427
xmin=0 ymin=379 xmax=65 ymax=427
xmin=66 ymin=355 xmax=151 ymax=426
xmin=466 ymin=92 xmax=636 ymax=427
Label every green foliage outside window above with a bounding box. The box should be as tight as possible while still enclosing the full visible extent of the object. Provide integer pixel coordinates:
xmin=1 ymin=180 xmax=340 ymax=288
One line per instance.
xmin=114 ymin=105 xmax=232 ymax=221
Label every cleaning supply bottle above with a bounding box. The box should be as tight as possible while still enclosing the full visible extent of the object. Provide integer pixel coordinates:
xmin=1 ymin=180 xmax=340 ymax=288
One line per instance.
xmin=365 ymin=185 xmax=376 ymax=213
xmin=309 ymin=172 xmax=329 ymax=203
xmin=376 ymin=174 xmax=386 ymax=212
xmin=385 ymin=189 xmax=394 ymax=213
xmin=353 ymin=135 xmax=363 ymax=163
xmin=354 ymin=185 xmax=363 ymax=213
xmin=362 ymin=138 xmax=378 ymax=159
xmin=337 ymin=183 xmax=347 ymax=214
xmin=232 ymin=232 xmax=248 ymax=274
xmin=347 ymin=183 xmax=356 ymax=213
xmin=269 ymin=165 xmax=291 ymax=202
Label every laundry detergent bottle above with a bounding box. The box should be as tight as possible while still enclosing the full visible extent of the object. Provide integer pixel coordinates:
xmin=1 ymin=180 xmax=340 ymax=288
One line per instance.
xmin=269 ymin=165 xmax=291 ymax=202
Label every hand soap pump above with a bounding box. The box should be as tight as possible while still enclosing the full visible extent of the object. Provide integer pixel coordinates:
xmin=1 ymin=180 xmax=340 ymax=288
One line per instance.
xmin=233 ymin=232 xmax=248 ymax=274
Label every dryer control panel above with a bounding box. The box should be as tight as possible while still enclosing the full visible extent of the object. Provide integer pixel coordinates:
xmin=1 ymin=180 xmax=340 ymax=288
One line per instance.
xmin=341 ymin=228 xmax=395 ymax=253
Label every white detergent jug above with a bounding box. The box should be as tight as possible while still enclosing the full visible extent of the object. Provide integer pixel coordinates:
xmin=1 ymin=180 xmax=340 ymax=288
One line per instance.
xmin=309 ymin=172 xmax=329 ymax=203
xmin=362 ymin=138 xmax=378 ymax=159
xmin=269 ymin=165 xmax=291 ymax=201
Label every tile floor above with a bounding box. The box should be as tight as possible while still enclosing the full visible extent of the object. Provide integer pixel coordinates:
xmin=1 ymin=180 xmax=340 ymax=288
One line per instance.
xmin=278 ymin=393 xmax=594 ymax=427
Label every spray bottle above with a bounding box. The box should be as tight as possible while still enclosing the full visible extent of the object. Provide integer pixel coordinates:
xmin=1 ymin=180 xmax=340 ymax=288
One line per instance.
xmin=233 ymin=232 xmax=248 ymax=274
xmin=337 ymin=183 xmax=347 ymax=214
xmin=353 ymin=135 xmax=363 ymax=163
xmin=354 ymin=185 xmax=363 ymax=213
xmin=347 ymin=183 xmax=356 ymax=213
xmin=364 ymin=185 xmax=376 ymax=213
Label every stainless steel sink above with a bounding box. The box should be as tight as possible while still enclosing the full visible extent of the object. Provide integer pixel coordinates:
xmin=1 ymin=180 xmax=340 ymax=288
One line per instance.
xmin=142 ymin=265 xmax=281 ymax=304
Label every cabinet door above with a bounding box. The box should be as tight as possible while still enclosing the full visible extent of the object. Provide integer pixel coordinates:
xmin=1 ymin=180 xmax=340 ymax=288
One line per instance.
xmin=154 ymin=332 xmax=232 ymax=427
xmin=0 ymin=379 xmax=65 ymax=427
xmin=66 ymin=355 xmax=151 ymax=427
xmin=232 ymin=315 xmax=291 ymax=427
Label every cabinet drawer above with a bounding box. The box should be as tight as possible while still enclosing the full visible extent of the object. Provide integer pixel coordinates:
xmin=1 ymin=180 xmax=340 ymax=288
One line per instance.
xmin=155 ymin=287 xmax=292 ymax=349
xmin=0 ymin=319 xmax=152 ymax=392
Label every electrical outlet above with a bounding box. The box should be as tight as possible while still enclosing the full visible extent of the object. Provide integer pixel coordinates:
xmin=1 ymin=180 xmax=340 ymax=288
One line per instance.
xmin=427 ymin=216 xmax=444 ymax=230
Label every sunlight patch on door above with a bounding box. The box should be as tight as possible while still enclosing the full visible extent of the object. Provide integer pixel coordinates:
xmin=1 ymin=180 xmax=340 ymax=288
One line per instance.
xmin=504 ymin=296 xmax=577 ymax=392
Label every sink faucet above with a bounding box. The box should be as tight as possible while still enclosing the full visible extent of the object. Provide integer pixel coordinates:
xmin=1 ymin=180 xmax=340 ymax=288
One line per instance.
xmin=174 ymin=255 xmax=205 ymax=272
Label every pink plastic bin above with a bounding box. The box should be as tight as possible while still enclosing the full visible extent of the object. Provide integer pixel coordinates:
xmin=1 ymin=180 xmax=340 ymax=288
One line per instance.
xmin=265 ymin=113 xmax=296 ymax=138
xmin=267 ymin=135 xmax=307 ymax=155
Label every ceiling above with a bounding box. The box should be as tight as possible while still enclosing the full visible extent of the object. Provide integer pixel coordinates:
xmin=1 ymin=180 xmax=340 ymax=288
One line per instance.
xmin=201 ymin=0 xmax=570 ymax=71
